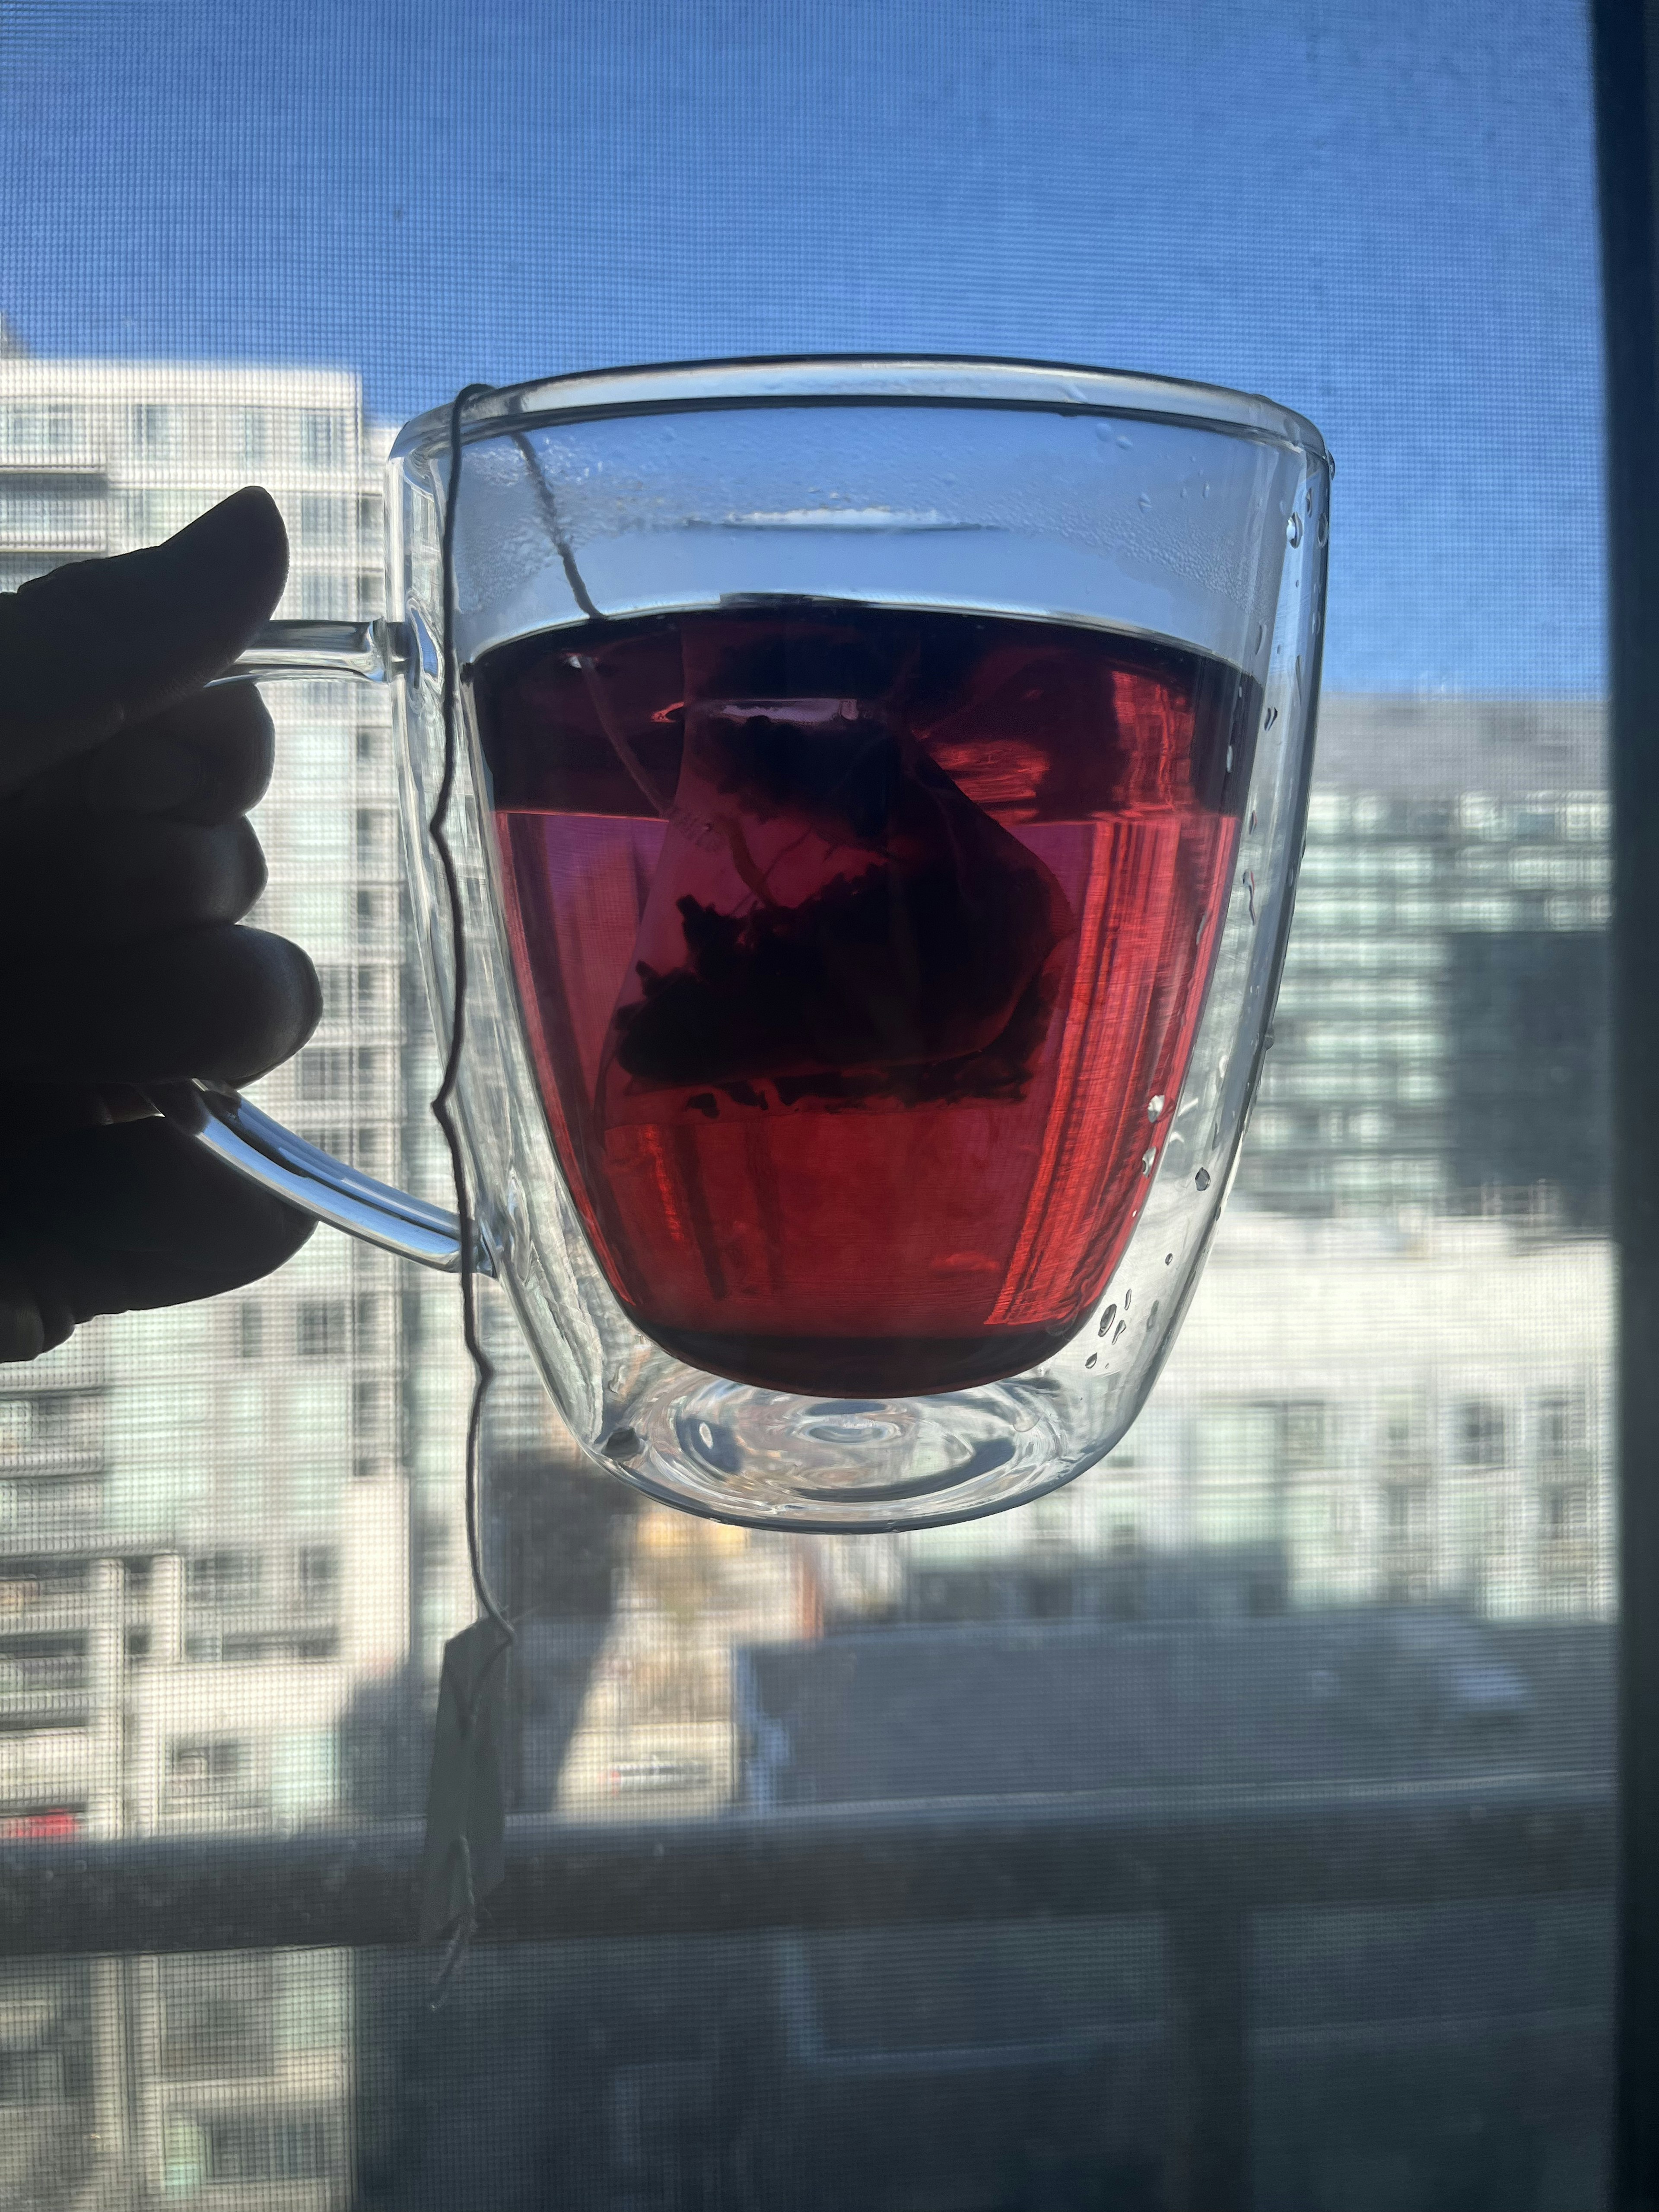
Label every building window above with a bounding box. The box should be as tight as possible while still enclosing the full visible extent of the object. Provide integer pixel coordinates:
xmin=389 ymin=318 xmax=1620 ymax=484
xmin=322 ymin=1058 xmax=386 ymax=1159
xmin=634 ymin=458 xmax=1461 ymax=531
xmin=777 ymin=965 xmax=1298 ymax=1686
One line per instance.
xmin=0 ymin=402 xmax=79 ymax=453
xmin=0 ymin=491 xmax=101 ymax=540
xmin=187 ymin=1551 xmax=261 ymax=1609
xmin=356 ymin=807 xmax=392 ymax=864
xmin=1381 ymin=1481 xmax=1431 ymax=1541
xmin=298 ymin=492 xmax=351 ymax=545
xmin=353 ymin=1379 xmax=389 ymax=1430
xmin=1456 ymin=1399 xmax=1508 ymax=1470
xmin=1541 ymin=1484 xmax=1591 ymax=1543
xmin=125 ymin=489 xmax=203 ymax=541
xmin=1281 ymin=1401 xmax=1334 ymax=1471
xmin=296 ymin=570 xmax=351 ymax=620
xmin=129 ymin=403 xmax=183 ymax=461
xmin=298 ymin=1046 xmax=349 ymax=1101
xmin=298 ymin=410 xmax=344 ymax=468
xmin=295 ymin=1302 xmax=347 ymax=1360
xmin=235 ymin=409 xmax=268 ymax=466
xmin=165 ymin=1738 xmax=249 ymax=1799
xmin=296 ymin=1545 xmax=339 ymax=1609
xmin=1535 ymin=1392 xmax=1586 ymax=1467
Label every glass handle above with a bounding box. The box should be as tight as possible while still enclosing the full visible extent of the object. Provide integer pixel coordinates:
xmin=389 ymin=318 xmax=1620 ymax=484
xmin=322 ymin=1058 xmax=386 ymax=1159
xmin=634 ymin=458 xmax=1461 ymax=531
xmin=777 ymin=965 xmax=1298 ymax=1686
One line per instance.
xmin=217 ymin=616 xmax=409 ymax=686
xmin=191 ymin=621 xmax=471 ymax=1271
xmin=157 ymin=1083 xmax=489 ymax=1278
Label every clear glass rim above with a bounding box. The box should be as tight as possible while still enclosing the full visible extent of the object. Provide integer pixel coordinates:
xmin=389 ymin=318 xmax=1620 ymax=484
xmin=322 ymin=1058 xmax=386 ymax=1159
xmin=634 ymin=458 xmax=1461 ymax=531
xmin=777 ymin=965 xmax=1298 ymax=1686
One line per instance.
xmin=391 ymin=352 xmax=1331 ymax=467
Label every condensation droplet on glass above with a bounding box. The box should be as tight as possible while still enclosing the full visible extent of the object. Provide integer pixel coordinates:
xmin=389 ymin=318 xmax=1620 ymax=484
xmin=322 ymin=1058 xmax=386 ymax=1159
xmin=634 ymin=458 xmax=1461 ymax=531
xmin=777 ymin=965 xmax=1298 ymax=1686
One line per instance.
xmin=1141 ymin=1147 xmax=1157 ymax=1175
xmin=1164 ymin=1252 xmax=1174 ymax=1266
xmin=1097 ymin=1303 xmax=1118 ymax=1337
xmin=1195 ymin=1167 xmax=1212 ymax=1192
xmin=1117 ymin=434 xmax=1132 ymax=448
xmin=1085 ymin=1353 xmax=1099 ymax=1370
xmin=1138 ymin=493 xmax=1152 ymax=512
xmin=1254 ymin=621 xmax=1266 ymax=653
xmin=1226 ymin=744 xmax=1234 ymax=772
xmin=1263 ymin=706 xmax=1278 ymax=729
xmin=1123 ymin=1289 xmax=1133 ymax=1311
xmin=1249 ymin=807 xmax=1259 ymax=833
xmin=1146 ymin=1300 xmax=1160 ymax=1332
xmin=1203 ymin=481 xmax=1212 ymax=498
xmin=1317 ymin=511 xmax=1328 ymax=546
xmin=1147 ymin=1094 xmax=1166 ymax=1122
xmin=1113 ymin=1320 xmax=1127 ymax=1343
xmin=1286 ymin=512 xmax=1303 ymax=547
xmin=697 ymin=1421 xmax=715 ymax=1451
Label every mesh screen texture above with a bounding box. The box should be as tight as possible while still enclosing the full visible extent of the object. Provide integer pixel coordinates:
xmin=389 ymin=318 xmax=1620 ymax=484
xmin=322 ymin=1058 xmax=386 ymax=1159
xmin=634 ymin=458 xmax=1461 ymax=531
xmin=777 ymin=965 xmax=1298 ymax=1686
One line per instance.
xmin=0 ymin=2 xmax=1611 ymax=2206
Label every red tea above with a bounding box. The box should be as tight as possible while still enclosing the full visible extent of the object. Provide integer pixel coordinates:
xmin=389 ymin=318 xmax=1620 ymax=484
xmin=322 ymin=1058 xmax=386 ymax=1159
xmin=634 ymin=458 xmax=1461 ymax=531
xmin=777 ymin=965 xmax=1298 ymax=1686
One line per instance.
xmin=475 ymin=605 xmax=1254 ymax=1395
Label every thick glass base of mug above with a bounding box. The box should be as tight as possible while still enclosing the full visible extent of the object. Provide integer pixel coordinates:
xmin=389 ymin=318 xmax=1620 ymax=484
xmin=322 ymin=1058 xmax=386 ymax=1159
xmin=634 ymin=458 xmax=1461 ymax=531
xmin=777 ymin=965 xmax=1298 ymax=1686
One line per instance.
xmin=628 ymin=1316 xmax=1083 ymax=1397
xmin=609 ymin=1368 xmax=1078 ymax=1531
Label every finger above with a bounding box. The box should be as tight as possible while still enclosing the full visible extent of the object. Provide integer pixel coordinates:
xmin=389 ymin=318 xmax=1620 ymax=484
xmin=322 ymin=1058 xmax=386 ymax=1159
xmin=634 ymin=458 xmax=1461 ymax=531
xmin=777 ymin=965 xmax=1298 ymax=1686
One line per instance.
xmin=79 ymin=681 xmax=276 ymax=824
xmin=0 ymin=487 xmax=288 ymax=800
xmin=5 ymin=925 xmax=321 ymax=1086
xmin=0 ymin=814 xmax=267 ymax=943
xmin=0 ymin=1082 xmax=157 ymax=1140
xmin=1 ymin=1116 xmax=315 ymax=1347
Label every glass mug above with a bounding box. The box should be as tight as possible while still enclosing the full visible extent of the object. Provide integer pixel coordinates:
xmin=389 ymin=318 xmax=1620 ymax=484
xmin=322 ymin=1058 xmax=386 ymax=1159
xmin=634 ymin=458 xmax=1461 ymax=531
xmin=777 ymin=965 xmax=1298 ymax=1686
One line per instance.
xmin=182 ymin=356 xmax=1329 ymax=1532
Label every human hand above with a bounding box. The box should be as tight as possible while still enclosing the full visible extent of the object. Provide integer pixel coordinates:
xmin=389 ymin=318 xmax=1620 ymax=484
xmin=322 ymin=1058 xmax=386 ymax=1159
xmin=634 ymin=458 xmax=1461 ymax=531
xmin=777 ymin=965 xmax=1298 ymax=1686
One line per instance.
xmin=0 ymin=487 xmax=321 ymax=1360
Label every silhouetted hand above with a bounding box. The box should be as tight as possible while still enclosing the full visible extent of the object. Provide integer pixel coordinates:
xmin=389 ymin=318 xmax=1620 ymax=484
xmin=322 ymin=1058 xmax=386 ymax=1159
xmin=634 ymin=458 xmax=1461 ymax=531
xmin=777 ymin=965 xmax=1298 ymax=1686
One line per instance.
xmin=0 ymin=487 xmax=321 ymax=1360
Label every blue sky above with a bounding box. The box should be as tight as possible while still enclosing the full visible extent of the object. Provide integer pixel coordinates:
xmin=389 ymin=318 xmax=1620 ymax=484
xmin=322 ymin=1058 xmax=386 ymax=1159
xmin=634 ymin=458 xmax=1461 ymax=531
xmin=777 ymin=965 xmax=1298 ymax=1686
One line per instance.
xmin=0 ymin=0 xmax=1605 ymax=694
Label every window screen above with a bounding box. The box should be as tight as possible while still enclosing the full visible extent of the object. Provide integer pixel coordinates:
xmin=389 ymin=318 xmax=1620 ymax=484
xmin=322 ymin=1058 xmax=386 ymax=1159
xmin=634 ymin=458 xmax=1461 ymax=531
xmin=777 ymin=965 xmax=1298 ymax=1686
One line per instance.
xmin=0 ymin=3 xmax=1610 ymax=2207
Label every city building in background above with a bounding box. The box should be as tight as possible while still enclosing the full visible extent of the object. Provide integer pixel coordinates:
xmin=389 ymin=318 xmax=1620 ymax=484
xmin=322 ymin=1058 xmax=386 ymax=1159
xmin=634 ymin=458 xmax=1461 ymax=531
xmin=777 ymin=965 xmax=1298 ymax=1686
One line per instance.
xmin=0 ymin=345 xmax=483 ymax=2208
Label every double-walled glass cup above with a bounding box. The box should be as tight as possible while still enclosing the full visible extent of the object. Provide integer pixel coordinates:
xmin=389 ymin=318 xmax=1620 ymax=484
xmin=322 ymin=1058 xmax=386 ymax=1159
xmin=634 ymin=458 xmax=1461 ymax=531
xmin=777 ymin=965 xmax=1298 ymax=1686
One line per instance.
xmin=191 ymin=357 xmax=1329 ymax=1532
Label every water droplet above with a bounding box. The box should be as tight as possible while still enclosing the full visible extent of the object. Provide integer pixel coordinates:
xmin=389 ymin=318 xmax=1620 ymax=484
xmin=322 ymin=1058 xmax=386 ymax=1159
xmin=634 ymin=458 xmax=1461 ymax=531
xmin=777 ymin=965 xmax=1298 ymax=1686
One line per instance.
xmin=1265 ymin=1024 xmax=1277 ymax=1048
xmin=1113 ymin=1320 xmax=1127 ymax=1343
xmin=1146 ymin=1300 xmax=1160 ymax=1331
xmin=1263 ymin=706 xmax=1278 ymax=729
xmin=1316 ymin=511 xmax=1328 ymax=547
xmin=1138 ymin=493 xmax=1152 ymax=512
xmin=1203 ymin=481 xmax=1212 ymax=498
xmin=1249 ymin=807 xmax=1259 ymax=833
xmin=1116 ymin=434 xmax=1132 ymax=449
xmin=1226 ymin=744 xmax=1234 ymax=772
xmin=1254 ymin=621 xmax=1266 ymax=653
xmin=1195 ymin=1167 xmax=1212 ymax=1192
xmin=1141 ymin=1147 xmax=1157 ymax=1176
xmin=1085 ymin=1353 xmax=1098 ymax=1370
xmin=1123 ymin=1289 xmax=1133 ymax=1311
xmin=1286 ymin=512 xmax=1303 ymax=547
xmin=1097 ymin=1303 xmax=1118 ymax=1337
xmin=1147 ymin=1094 xmax=1166 ymax=1122
xmin=1165 ymin=1252 xmax=1174 ymax=1266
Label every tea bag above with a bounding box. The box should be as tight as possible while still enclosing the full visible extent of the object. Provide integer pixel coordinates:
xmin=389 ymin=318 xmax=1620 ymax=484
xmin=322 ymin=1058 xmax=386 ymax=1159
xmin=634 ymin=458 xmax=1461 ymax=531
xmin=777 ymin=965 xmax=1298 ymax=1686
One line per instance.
xmin=597 ymin=625 xmax=1072 ymax=1121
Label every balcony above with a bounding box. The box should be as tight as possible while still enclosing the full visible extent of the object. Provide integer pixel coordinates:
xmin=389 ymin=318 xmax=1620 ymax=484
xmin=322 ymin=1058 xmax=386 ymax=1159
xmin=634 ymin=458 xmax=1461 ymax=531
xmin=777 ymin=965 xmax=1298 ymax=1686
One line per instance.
xmin=0 ymin=1779 xmax=1611 ymax=2212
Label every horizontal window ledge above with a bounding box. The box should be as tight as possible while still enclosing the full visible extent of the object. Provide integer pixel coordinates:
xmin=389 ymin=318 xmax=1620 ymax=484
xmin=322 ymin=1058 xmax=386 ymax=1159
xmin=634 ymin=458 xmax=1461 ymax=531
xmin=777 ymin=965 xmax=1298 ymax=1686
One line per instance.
xmin=0 ymin=1776 xmax=1611 ymax=1959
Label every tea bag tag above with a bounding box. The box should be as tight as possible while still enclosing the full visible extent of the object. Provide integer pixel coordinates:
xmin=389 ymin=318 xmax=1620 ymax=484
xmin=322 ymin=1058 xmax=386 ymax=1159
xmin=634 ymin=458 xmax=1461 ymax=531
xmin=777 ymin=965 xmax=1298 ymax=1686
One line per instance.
xmin=419 ymin=1616 xmax=512 ymax=1952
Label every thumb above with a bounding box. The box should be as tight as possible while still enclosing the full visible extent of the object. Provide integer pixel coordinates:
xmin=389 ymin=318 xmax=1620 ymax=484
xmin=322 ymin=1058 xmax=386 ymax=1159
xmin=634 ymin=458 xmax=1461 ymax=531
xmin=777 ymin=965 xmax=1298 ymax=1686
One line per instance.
xmin=0 ymin=486 xmax=289 ymax=801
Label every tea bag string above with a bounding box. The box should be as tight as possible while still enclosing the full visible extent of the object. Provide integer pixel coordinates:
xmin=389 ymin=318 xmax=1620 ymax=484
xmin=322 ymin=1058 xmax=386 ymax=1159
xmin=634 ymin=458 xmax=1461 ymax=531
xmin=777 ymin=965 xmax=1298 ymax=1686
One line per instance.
xmin=432 ymin=381 xmax=513 ymax=1643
